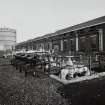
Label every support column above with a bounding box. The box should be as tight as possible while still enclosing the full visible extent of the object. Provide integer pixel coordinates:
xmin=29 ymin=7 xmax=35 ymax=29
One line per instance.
xmin=61 ymin=39 xmax=63 ymax=51
xmin=41 ymin=43 xmax=44 ymax=51
xmin=36 ymin=43 xmax=38 ymax=51
xmin=75 ymin=31 xmax=79 ymax=52
xmin=98 ymin=29 xmax=103 ymax=51
xmin=31 ymin=42 xmax=34 ymax=50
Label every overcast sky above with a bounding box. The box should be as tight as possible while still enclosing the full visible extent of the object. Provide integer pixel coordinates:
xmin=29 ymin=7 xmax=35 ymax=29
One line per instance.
xmin=0 ymin=0 xmax=105 ymax=43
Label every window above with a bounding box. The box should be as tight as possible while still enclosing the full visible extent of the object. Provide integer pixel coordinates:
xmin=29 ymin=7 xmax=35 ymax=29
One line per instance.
xmin=53 ymin=44 xmax=59 ymax=53
xmin=79 ymin=37 xmax=86 ymax=52
xmin=44 ymin=42 xmax=49 ymax=51
xmin=33 ymin=43 xmax=36 ymax=50
xmin=52 ymin=40 xmax=60 ymax=52
xmin=89 ymin=35 xmax=98 ymax=51
xmin=79 ymin=35 xmax=98 ymax=52
xmin=48 ymin=42 xmax=52 ymax=50
xmin=63 ymin=39 xmax=68 ymax=51
xmin=70 ymin=38 xmax=76 ymax=51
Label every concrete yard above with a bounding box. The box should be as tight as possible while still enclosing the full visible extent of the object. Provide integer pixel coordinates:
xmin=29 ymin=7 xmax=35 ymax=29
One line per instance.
xmin=0 ymin=64 xmax=105 ymax=105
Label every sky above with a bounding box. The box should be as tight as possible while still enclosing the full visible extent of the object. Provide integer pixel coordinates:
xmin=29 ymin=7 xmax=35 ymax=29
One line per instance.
xmin=0 ymin=0 xmax=105 ymax=43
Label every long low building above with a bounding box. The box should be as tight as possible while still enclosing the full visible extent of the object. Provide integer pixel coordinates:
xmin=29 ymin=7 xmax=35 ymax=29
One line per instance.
xmin=15 ymin=16 xmax=105 ymax=56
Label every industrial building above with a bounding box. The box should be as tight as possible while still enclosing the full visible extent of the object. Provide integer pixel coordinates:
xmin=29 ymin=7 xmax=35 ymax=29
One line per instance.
xmin=0 ymin=28 xmax=16 ymax=51
xmin=0 ymin=28 xmax=16 ymax=57
xmin=15 ymin=16 xmax=105 ymax=56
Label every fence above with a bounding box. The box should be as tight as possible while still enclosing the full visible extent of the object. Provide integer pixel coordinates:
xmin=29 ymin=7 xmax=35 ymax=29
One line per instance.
xmin=75 ymin=52 xmax=105 ymax=73
xmin=49 ymin=52 xmax=105 ymax=75
xmin=0 ymin=58 xmax=11 ymax=66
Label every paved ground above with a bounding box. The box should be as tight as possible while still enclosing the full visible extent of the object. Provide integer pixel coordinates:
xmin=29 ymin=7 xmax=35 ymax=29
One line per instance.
xmin=0 ymin=64 xmax=105 ymax=105
xmin=0 ymin=65 xmax=68 ymax=105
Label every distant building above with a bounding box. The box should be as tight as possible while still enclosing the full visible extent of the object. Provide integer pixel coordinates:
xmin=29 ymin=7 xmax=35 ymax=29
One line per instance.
xmin=16 ymin=16 xmax=105 ymax=55
xmin=0 ymin=28 xmax=16 ymax=51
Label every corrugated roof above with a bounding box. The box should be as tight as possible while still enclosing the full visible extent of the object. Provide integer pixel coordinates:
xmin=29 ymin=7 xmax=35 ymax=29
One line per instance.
xmin=55 ymin=15 xmax=105 ymax=35
xmin=17 ymin=16 xmax=105 ymax=46
xmin=32 ymin=33 xmax=54 ymax=41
